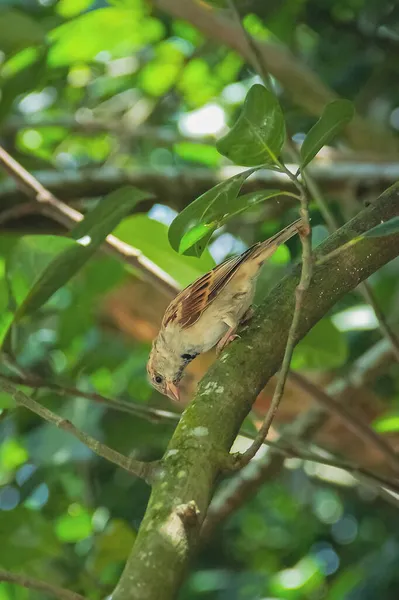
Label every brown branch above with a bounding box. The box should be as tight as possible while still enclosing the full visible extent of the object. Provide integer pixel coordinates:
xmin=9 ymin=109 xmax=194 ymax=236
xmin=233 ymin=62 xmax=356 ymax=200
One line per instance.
xmin=2 ymin=373 xmax=179 ymax=423
xmin=289 ymin=371 xmax=399 ymax=474
xmin=0 ymin=570 xmax=86 ymax=600
xmin=2 ymin=164 xmax=399 ymax=210
xmin=0 ymin=146 xmax=179 ymax=297
xmin=0 ymin=377 xmax=153 ymax=482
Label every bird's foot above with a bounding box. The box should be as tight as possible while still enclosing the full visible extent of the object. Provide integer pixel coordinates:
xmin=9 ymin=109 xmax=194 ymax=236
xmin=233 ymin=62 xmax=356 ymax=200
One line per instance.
xmin=216 ymin=332 xmax=240 ymax=356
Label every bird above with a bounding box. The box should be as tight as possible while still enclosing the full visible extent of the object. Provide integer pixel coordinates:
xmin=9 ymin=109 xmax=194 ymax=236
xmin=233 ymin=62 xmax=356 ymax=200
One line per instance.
xmin=147 ymin=218 xmax=304 ymax=401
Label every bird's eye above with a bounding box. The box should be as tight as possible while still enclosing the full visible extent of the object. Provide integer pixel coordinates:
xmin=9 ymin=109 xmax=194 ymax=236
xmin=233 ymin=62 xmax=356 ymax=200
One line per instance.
xmin=154 ymin=375 xmax=163 ymax=385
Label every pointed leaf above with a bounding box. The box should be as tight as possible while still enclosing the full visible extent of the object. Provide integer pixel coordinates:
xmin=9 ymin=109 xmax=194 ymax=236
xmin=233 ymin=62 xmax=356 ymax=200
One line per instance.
xmin=168 ymin=168 xmax=257 ymax=256
xmin=219 ymin=190 xmax=285 ymax=223
xmin=300 ymin=100 xmax=354 ymax=169
xmin=364 ymin=216 xmax=399 ymax=238
xmin=216 ymin=84 xmax=286 ymax=166
xmin=9 ymin=186 xmax=151 ymax=323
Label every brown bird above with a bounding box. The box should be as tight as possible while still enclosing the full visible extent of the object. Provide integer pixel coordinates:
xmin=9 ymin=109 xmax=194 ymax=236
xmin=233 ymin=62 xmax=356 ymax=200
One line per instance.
xmin=147 ymin=219 xmax=304 ymax=401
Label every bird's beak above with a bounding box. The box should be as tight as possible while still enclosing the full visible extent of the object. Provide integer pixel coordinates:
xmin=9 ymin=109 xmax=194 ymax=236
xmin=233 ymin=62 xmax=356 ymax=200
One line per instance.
xmin=166 ymin=382 xmax=180 ymax=402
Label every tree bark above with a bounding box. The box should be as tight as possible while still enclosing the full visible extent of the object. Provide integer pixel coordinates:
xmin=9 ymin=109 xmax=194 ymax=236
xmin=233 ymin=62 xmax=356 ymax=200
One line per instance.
xmin=113 ymin=183 xmax=399 ymax=600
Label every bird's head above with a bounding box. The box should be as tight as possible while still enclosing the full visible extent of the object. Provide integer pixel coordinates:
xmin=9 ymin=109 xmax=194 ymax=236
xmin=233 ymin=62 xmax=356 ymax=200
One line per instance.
xmin=147 ymin=335 xmax=184 ymax=402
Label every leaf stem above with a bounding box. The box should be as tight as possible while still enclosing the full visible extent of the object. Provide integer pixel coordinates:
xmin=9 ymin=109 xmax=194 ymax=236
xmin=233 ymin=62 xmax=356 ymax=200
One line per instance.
xmin=237 ymin=163 xmax=313 ymax=466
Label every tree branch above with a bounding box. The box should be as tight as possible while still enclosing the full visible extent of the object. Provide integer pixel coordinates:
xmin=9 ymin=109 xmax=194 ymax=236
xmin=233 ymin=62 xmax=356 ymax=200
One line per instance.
xmin=112 ymin=183 xmax=399 ymax=600
xmin=154 ymin=0 xmax=398 ymax=154
xmin=0 ymin=570 xmax=86 ymax=600
xmin=2 ymin=372 xmax=179 ymax=423
xmin=0 ymin=146 xmax=179 ymax=297
xmin=0 ymin=378 xmax=153 ymax=482
xmin=288 ymin=371 xmax=399 ymax=473
xmin=2 ymin=163 xmax=399 ymax=211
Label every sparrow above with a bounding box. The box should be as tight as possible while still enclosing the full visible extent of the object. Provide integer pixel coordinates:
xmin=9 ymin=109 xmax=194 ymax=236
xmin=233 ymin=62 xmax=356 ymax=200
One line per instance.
xmin=147 ymin=219 xmax=304 ymax=401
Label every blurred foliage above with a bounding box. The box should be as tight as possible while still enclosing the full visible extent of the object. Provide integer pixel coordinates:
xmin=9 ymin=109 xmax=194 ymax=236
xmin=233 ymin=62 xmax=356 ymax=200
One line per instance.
xmin=0 ymin=0 xmax=399 ymax=599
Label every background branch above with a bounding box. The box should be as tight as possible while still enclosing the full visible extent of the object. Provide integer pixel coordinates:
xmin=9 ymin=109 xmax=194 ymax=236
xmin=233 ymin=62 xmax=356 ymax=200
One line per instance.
xmin=0 ymin=378 xmax=153 ymax=481
xmin=202 ymin=336 xmax=399 ymax=537
xmin=154 ymin=0 xmax=398 ymax=154
xmin=0 ymin=570 xmax=86 ymax=600
xmin=0 ymin=147 xmax=179 ymax=297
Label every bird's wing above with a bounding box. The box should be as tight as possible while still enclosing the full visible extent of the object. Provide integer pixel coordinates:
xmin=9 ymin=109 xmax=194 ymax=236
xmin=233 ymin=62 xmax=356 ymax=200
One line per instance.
xmin=163 ymin=218 xmax=302 ymax=329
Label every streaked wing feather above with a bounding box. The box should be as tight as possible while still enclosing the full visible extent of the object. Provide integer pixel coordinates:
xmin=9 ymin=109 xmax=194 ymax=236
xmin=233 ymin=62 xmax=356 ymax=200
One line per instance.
xmin=163 ymin=218 xmax=302 ymax=329
xmin=163 ymin=247 xmax=255 ymax=328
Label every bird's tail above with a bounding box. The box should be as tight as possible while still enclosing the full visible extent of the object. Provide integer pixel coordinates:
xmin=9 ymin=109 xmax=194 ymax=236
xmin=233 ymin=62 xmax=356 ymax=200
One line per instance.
xmin=252 ymin=218 xmax=306 ymax=262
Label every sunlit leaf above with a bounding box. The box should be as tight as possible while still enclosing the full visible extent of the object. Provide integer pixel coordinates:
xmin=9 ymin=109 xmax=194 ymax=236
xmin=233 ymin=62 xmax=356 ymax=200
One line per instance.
xmin=0 ymin=439 xmax=28 ymax=471
xmin=300 ymin=100 xmax=354 ymax=169
xmin=373 ymin=413 xmax=399 ymax=433
xmin=48 ymin=7 xmax=164 ymax=66
xmin=56 ymin=0 xmax=94 ymax=18
xmin=216 ymin=84 xmax=286 ymax=166
xmin=292 ymin=318 xmax=348 ymax=369
xmin=168 ymin=169 xmax=257 ymax=256
xmin=55 ymin=505 xmax=92 ymax=542
xmin=364 ymin=216 xmax=399 ymax=238
xmin=174 ymin=142 xmax=222 ymax=167
xmin=114 ymin=215 xmax=214 ymax=286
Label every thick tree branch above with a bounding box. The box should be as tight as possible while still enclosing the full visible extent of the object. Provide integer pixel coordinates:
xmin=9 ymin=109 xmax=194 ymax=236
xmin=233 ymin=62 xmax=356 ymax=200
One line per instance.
xmin=153 ymin=0 xmax=398 ymax=153
xmin=0 ymin=378 xmax=153 ymax=482
xmin=112 ymin=184 xmax=399 ymax=600
xmin=0 ymin=570 xmax=86 ymax=600
xmin=0 ymin=146 xmax=179 ymax=296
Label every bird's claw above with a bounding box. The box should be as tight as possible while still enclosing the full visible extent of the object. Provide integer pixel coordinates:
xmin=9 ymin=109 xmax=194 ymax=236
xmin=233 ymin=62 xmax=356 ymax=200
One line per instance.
xmin=216 ymin=333 xmax=240 ymax=356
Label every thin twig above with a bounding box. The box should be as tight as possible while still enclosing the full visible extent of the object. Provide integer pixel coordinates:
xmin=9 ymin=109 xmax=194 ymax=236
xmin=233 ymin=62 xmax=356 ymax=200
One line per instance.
xmin=0 ymin=570 xmax=87 ymax=600
xmin=0 ymin=146 xmax=179 ymax=297
xmin=289 ymin=371 xmax=399 ymax=474
xmin=0 ymin=377 xmax=154 ymax=482
xmin=237 ymin=166 xmax=313 ymax=466
xmin=227 ymin=0 xmax=273 ymax=87
xmin=2 ymin=372 xmax=179 ymax=423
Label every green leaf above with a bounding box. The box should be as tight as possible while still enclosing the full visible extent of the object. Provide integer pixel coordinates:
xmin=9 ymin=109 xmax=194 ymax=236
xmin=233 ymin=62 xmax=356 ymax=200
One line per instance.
xmin=55 ymin=505 xmax=93 ymax=542
xmin=364 ymin=216 xmax=399 ymax=238
xmin=216 ymin=84 xmax=286 ymax=166
xmin=114 ymin=215 xmax=214 ymax=287
xmin=0 ymin=438 xmax=28 ymax=471
xmin=300 ymin=100 xmax=354 ymax=169
xmin=168 ymin=169 xmax=257 ymax=257
xmin=0 ymin=9 xmax=45 ymax=56
xmin=48 ymin=7 xmax=164 ymax=66
xmin=174 ymin=142 xmax=222 ymax=167
xmin=6 ymin=186 xmax=150 ymax=328
xmin=373 ymin=412 xmax=399 ymax=433
xmin=292 ymin=318 xmax=348 ymax=370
